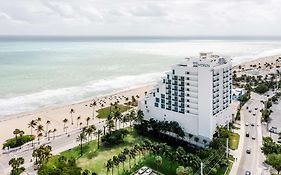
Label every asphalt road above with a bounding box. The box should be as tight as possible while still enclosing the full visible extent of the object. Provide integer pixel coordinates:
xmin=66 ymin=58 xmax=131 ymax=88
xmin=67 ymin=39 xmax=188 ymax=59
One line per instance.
xmin=237 ymin=93 xmax=269 ymax=175
xmin=0 ymin=120 xmax=110 ymax=175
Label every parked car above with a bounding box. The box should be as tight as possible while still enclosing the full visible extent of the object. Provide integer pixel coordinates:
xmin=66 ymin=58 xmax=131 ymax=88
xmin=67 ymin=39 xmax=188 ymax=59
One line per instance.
xmin=255 ymin=107 xmax=258 ymax=110
xmin=137 ymin=166 xmax=148 ymax=174
xmin=142 ymin=168 xmax=153 ymax=175
xmin=252 ymin=136 xmax=256 ymax=140
xmin=251 ymin=123 xmax=255 ymax=126
xmin=245 ymin=123 xmax=249 ymax=126
xmin=249 ymin=110 xmax=252 ymax=113
xmin=246 ymin=132 xmax=249 ymax=137
xmin=253 ymin=113 xmax=256 ymax=116
xmin=245 ymin=171 xmax=251 ymax=175
xmin=246 ymin=149 xmax=251 ymax=154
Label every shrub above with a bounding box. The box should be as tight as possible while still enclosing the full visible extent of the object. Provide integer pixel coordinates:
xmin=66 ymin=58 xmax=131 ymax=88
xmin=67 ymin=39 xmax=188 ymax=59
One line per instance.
xmin=101 ymin=129 xmax=129 ymax=145
xmin=3 ymin=135 xmax=34 ymax=149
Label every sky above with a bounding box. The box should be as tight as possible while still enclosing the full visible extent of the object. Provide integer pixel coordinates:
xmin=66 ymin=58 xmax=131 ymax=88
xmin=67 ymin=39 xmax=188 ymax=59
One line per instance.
xmin=0 ymin=0 xmax=281 ymax=36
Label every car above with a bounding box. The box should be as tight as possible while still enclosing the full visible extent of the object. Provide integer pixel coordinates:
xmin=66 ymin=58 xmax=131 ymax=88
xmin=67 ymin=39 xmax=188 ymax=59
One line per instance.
xmin=252 ymin=136 xmax=256 ymax=140
xmin=255 ymin=107 xmax=258 ymax=110
xmin=245 ymin=171 xmax=251 ymax=175
xmin=246 ymin=132 xmax=249 ymax=137
xmin=277 ymin=139 xmax=281 ymax=144
xmin=245 ymin=123 xmax=249 ymax=126
xmin=246 ymin=149 xmax=251 ymax=154
xmin=251 ymin=123 xmax=255 ymax=126
xmin=142 ymin=168 xmax=153 ymax=175
xmin=253 ymin=113 xmax=256 ymax=116
xmin=246 ymin=106 xmax=249 ymax=109
xmin=249 ymin=110 xmax=252 ymax=113
xmin=137 ymin=166 xmax=148 ymax=174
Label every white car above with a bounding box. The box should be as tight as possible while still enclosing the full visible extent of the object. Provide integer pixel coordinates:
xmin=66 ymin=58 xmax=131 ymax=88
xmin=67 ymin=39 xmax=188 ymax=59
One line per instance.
xmin=245 ymin=123 xmax=249 ymax=126
xmin=142 ymin=168 xmax=153 ymax=175
xmin=137 ymin=166 xmax=148 ymax=174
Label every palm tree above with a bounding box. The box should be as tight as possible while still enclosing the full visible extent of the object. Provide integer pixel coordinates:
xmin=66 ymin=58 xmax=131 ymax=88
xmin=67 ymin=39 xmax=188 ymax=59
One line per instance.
xmin=86 ymin=117 xmax=90 ymax=126
xmin=106 ymin=119 xmax=115 ymax=134
xmin=79 ymin=122 xmax=83 ymax=129
xmin=113 ymin=110 xmax=121 ymax=130
xmin=50 ymin=129 xmax=55 ymax=140
xmin=77 ymin=116 xmax=81 ymax=127
xmin=77 ymin=131 xmax=87 ymax=156
xmin=63 ymin=118 xmax=68 ymax=132
xmin=118 ymin=153 xmax=126 ymax=171
xmin=176 ymin=166 xmax=189 ymax=175
xmin=35 ymin=124 xmax=44 ymax=144
xmin=28 ymin=120 xmax=37 ymax=136
xmin=113 ymin=155 xmax=120 ymax=174
xmin=123 ymin=148 xmax=130 ymax=169
xmin=106 ymin=159 xmax=114 ymax=175
xmin=89 ymin=125 xmax=97 ymax=140
xmin=90 ymin=101 xmax=97 ymax=119
xmin=13 ymin=129 xmax=21 ymax=142
xmin=45 ymin=120 xmax=50 ymax=137
xmin=70 ymin=108 xmax=75 ymax=125
xmin=85 ymin=127 xmax=93 ymax=143
xmin=9 ymin=157 xmax=25 ymax=175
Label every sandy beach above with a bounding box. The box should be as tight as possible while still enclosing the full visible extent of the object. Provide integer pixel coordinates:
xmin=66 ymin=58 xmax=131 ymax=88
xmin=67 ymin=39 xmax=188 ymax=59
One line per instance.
xmin=0 ymin=84 xmax=154 ymax=148
xmin=233 ymin=54 xmax=281 ymax=76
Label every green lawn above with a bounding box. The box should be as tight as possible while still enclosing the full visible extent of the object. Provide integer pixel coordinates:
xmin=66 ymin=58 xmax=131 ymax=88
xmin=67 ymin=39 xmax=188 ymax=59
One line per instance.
xmin=229 ymin=132 xmax=240 ymax=150
xmin=54 ymin=128 xmax=145 ymax=174
xmin=96 ymin=104 xmax=132 ymax=119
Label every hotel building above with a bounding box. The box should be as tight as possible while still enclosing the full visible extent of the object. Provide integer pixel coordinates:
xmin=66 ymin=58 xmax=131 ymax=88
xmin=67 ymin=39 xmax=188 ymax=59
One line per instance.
xmin=139 ymin=52 xmax=233 ymax=144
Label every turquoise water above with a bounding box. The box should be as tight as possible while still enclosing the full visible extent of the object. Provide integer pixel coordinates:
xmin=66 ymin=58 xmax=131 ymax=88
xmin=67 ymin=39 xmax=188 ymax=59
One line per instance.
xmin=1 ymin=37 xmax=281 ymax=116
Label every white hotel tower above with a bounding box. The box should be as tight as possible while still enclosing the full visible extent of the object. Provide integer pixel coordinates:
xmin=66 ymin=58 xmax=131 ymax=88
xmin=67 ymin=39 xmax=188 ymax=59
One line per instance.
xmin=140 ymin=52 xmax=233 ymax=144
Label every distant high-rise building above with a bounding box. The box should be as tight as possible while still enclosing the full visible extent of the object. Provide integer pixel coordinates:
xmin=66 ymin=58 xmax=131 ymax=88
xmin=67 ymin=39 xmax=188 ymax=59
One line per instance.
xmin=139 ymin=52 xmax=233 ymax=145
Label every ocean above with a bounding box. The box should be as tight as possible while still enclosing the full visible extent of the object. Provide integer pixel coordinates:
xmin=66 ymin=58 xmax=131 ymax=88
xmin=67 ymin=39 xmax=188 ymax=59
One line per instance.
xmin=1 ymin=36 xmax=281 ymax=116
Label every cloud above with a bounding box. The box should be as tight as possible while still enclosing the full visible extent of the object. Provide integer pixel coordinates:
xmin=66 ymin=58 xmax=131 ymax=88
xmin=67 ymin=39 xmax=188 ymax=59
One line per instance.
xmin=0 ymin=0 xmax=280 ymax=36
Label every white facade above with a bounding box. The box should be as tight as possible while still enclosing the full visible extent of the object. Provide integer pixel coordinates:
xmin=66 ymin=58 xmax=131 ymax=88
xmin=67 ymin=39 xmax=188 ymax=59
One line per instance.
xmin=139 ymin=52 xmax=233 ymax=144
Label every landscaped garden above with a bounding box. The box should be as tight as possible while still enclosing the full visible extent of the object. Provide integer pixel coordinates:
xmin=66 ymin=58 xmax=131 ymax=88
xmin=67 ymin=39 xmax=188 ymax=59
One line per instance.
xmin=36 ymin=111 xmax=234 ymax=175
xmin=96 ymin=104 xmax=132 ymax=119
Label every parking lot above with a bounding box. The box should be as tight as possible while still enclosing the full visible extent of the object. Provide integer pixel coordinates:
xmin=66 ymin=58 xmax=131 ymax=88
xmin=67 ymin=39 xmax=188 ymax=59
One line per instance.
xmin=268 ymin=101 xmax=281 ymax=142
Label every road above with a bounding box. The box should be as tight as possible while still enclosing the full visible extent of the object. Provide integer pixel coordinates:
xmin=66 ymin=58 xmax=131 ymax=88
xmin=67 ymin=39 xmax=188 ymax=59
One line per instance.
xmin=237 ymin=93 xmax=269 ymax=175
xmin=0 ymin=120 xmax=110 ymax=175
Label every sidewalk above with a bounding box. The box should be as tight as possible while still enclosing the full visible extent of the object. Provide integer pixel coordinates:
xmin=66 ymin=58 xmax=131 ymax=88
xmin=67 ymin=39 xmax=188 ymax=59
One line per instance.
xmin=229 ymin=106 xmax=246 ymax=175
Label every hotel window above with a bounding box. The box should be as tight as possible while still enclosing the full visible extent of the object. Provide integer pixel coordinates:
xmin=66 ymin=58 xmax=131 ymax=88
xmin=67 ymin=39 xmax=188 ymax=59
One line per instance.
xmin=153 ymin=93 xmax=155 ymax=97
xmin=157 ymin=88 xmax=159 ymax=93
xmin=154 ymin=103 xmax=159 ymax=107
xmin=156 ymin=97 xmax=160 ymax=102
xmin=167 ymin=74 xmax=170 ymax=79
xmin=161 ymin=94 xmax=165 ymax=98
xmin=145 ymin=100 xmax=147 ymax=105
xmin=186 ymin=77 xmax=190 ymax=80
xmin=163 ymin=79 xmax=165 ymax=83
xmin=161 ymin=99 xmax=165 ymax=103
xmin=161 ymin=104 xmax=165 ymax=109
xmin=172 ymin=69 xmax=175 ymax=74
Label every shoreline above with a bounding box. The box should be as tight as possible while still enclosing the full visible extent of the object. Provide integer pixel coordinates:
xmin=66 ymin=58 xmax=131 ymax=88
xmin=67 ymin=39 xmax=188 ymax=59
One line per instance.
xmin=0 ymin=83 xmax=156 ymax=122
xmin=0 ymin=83 xmax=155 ymax=147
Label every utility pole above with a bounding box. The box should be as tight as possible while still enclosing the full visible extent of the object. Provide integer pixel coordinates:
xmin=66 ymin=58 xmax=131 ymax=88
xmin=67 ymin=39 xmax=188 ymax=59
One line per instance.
xmin=200 ymin=162 xmax=203 ymax=175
